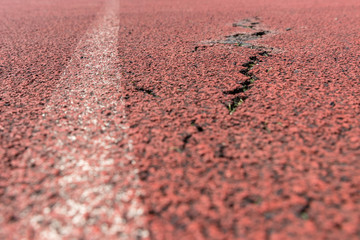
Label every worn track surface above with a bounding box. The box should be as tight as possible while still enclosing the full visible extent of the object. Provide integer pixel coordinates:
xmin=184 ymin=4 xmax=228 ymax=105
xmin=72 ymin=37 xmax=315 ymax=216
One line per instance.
xmin=1 ymin=0 xmax=360 ymax=239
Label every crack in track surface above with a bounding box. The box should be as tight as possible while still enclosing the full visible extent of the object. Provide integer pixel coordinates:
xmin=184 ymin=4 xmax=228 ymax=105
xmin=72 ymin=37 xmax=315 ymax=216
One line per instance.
xmin=118 ymin=2 xmax=360 ymax=238
xmin=215 ymin=18 xmax=274 ymax=114
xmin=193 ymin=18 xmax=275 ymax=114
xmin=199 ymin=18 xmax=275 ymax=52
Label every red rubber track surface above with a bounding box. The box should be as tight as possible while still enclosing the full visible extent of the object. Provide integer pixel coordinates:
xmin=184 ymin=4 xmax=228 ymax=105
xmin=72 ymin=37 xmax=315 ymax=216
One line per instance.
xmin=119 ymin=0 xmax=359 ymax=239
xmin=1 ymin=0 xmax=360 ymax=239
xmin=0 ymin=0 xmax=106 ymax=238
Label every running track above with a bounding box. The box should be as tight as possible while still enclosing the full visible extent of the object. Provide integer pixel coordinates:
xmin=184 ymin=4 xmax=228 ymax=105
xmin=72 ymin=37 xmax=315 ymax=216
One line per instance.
xmin=0 ymin=0 xmax=359 ymax=239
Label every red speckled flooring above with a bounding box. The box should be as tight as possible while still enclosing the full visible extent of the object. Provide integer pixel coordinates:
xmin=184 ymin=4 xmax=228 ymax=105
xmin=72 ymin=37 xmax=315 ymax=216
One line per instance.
xmin=1 ymin=0 xmax=359 ymax=239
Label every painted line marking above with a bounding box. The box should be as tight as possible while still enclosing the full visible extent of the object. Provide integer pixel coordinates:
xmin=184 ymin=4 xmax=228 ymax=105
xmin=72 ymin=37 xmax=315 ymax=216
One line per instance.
xmin=22 ymin=0 xmax=148 ymax=238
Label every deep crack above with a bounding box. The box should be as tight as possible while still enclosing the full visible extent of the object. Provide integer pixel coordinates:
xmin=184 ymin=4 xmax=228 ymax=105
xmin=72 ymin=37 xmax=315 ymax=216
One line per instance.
xmin=220 ymin=19 xmax=274 ymax=114
xmin=223 ymin=55 xmax=259 ymax=98
xmin=226 ymin=96 xmax=247 ymax=115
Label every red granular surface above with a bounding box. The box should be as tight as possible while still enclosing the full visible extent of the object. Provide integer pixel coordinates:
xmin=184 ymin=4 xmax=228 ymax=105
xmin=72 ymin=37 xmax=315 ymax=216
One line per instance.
xmin=0 ymin=0 xmax=359 ymax=239
xmin=0 ymin=0 xmax=106 ymax=238
xmin=118 ymin=0 xmax=360 ymax=239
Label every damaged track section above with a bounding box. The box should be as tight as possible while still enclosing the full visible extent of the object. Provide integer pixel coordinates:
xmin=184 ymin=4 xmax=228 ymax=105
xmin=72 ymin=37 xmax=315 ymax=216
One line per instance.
xmin=200 ymin=18 xmax=274 ymax=51
xmin=202 ymin=31 xmax=272 ymax=51
xmin=232 ymin=17 xmax=260 ymax=28
xmin=220 ymin=18 xmax=275 ymax=114
xmin=196 ymin=18 xmax=275 ymax=114
xmin=219 ymin=31 xmax=270 ymax=50
xmin=224 ymin=56 xmax=260 ymax=95
xmin=223 ymin=55 xmax=264 ymax=114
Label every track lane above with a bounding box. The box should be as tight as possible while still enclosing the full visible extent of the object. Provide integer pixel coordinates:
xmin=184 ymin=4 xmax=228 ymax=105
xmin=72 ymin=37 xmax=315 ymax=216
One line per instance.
xmin=1 ymin=0 xmax=147 ymax=238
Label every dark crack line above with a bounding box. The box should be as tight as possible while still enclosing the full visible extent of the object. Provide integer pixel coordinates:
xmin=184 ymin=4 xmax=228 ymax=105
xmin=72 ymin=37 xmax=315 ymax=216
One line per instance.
xmin=195 ymin=18 xmax=274 ymax=114
xmin=226 ymin=96 xmax=247 ymax=115
xmin=223 ymin=54 xmax=263 ymax=114
xmin=181 ymin=134 xmax=192 ymax=151
xmin=133 ymin=84 xmax=158 ymax=97
xmin=297 ymin=197 xmax=313 ymax=220
xmin=218 ymin=18 xmax=275 ymax=114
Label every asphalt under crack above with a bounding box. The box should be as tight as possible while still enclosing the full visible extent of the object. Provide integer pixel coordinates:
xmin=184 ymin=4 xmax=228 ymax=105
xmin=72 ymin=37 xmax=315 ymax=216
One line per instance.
xmin=232 ymin=17 xmax=260 ymax=28
xmin=199 ymin=18 xmax=274 ymax=52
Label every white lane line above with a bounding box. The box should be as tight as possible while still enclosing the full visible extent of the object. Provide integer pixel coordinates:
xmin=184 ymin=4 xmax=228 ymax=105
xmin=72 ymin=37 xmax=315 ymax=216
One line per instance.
xmin=26 ymin=0 xmax=148 ymax=238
